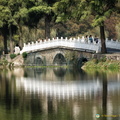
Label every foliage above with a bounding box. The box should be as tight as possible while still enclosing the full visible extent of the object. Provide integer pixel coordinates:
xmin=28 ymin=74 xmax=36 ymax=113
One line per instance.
xmin=22 ymin=52 xmax=27 ymax=59
xmin=82 ymin=59 xmax=120 ymax=70
xmin=53 ymin=0 xmax=120 ymax=53
xmin=10 ymin=54 xmax=16 ymax=59
xmin=13 ymin=35 xmax=20 ymax=42
xmin=0 ymin=58 xmax=8 ymax=67
xmin=65 ymin=51 xmax=79 ymax=66
xmin=99 ymin=56 xmax=107 ymax=62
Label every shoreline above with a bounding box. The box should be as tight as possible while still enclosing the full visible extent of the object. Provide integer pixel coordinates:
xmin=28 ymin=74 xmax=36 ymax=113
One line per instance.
xmin=82 ymin=59 xmax=120 ymax=70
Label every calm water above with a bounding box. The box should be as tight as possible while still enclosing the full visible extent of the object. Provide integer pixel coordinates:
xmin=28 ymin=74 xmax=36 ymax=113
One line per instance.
xmin=0 ymin=67 xmax=120 ymax=120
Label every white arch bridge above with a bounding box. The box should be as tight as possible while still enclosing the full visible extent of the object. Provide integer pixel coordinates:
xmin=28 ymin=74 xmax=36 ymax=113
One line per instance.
xmin=20 ymin=37 xmax=120 ymax=54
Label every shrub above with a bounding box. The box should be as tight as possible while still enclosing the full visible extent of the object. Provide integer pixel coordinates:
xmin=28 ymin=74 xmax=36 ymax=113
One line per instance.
xmin=10 ymin=54 xmax=16 ymax=59
xmin=2 ymin=59 xmax=8 ymax=67
xmin=92 ymin=58 xmax=99 ymax=64
xmin=22 ymin=52 xmax=27 ymax=59
xmin=99 ymin=56 xmax=106 ymax=62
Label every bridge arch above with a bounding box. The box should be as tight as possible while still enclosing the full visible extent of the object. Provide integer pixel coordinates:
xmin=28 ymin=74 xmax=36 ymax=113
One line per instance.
xmin=77 ymin=57 xmax=88 ymax=67
xmin=34 ymin=55 xmax=44 ymax=65
xmin=53 ymin=53 xmax=67 ymax=65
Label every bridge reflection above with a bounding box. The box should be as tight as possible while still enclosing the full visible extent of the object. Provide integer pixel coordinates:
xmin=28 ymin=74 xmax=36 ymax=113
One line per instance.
xmin=16 ymin=77 xmax=120 ymax=100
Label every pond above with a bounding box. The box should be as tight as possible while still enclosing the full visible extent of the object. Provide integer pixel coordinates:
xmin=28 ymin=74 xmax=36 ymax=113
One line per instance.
xmin=0 ymin=67 xmax=120 ymax=120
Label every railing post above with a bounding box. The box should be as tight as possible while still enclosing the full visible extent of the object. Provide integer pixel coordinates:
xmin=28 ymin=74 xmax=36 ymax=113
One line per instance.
xmin=24 ymin=43 xmax=26 ymax=47
xmin=40 ymin=40 xmax=42 ymax=43
xmin=81 ymin=36 xmax=85 ymax=43
xmin=61 ymin=37 xmax=63 ymax=40
xmin=77 ymin=37 xmax=80 ymax=42
xmin=106 ymin=38 xmax=108 ymax=42
xmin=28 ymin=42 xmax=31 ymax=46
xmin=32 ymin=42 xmax=34 ymax=45
xmin=36 ymin=41 xmax=38 ymax=44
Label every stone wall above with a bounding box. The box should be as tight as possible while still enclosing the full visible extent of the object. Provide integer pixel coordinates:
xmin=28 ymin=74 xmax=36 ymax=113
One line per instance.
xmin=93 ymin=54 xmax=120 ymax=61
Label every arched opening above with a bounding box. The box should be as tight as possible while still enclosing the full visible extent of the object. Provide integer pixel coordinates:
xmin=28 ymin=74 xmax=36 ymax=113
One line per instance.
xmin=77 ymin=57 xmax=88 ymax=68
xmin=35 ymin=57 xmax=43 ymax=65
xmin=53 ymin=53 xmax=66 ymax=65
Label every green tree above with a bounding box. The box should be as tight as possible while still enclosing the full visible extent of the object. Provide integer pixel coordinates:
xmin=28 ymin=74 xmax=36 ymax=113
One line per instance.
xmin=0 ymin=0 xmax=12 ymax=54
xmin=27 ymin=0 xmax=58 ymax=39
xmin=13 ymin=1 xmax=28 ymax=47
xmin=0 ymin=0 xmax=28 ymax=53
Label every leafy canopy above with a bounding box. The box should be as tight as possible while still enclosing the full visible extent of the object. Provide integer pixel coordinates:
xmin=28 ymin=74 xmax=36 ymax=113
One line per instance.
xmin=53 ymin=0 xmax=119 ymax=26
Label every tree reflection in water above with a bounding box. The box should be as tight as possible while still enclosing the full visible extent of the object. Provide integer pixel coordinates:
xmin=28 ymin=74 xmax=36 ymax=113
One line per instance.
xmin=102 ymin=72 xmax=107 ymax=120
xmin=0 ymin=68 xmax=120 ymax=120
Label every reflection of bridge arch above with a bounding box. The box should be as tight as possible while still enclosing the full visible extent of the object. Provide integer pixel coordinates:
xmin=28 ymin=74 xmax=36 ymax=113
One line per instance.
xmin=53 ymin=67 xmax=66 ymax=77
xmin=53 ymin=53 xmax=66 ymax=65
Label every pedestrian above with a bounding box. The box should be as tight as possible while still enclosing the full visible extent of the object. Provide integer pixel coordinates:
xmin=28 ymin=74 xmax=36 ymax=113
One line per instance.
xmin=85 ymin=35 xmax=88 ymax=43
xmin=94 ymin=35 xmax=98 ymax=43
xmin=89 ymin=35 xmax=93 ymax=43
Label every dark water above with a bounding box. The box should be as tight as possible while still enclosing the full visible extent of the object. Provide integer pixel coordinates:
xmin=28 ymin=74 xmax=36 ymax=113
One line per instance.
xmin=0 ymin=67 xmax=120 ymax=120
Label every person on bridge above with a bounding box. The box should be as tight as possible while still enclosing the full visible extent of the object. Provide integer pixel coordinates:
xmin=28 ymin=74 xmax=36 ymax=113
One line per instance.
xmin=89 ymin=35 xmax=93 ymax=43
xmin=85 ymin=35 xmax=89 ymax=43
xmin=94 ymin=35 xmax=99 ymax=44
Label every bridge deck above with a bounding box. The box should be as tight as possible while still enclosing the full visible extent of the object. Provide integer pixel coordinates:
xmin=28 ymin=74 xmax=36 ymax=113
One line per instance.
xmin=20 ymin=37 xmax=120 ymax=54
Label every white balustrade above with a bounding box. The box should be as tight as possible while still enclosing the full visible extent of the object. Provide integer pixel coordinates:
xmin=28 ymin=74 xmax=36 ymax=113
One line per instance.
xmin=20 ymin=37 xmax=120 ymax=54
xmin=81 ymin=36 xmax=85 ymax=43
xmin=106 ymin=39 xmax=120 ymax=50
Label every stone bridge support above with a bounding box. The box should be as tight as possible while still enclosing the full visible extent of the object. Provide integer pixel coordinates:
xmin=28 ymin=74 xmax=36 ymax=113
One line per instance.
xmin=24 ymin=48 xmax=93 ymax=66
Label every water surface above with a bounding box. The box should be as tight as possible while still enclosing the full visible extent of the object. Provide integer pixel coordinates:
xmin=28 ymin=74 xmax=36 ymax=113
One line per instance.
xmin=0 ymin=67 xmax=120 ymax=120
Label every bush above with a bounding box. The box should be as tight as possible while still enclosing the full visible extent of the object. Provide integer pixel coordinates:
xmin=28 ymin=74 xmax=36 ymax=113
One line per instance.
xmin=99 ymin=56 xmax=106 ymax=62
xmin=22 ymin=52 xmax=27 ymax=59
xmin=92 ymin=58 xmax=99 ymax=64
xmin=10 ymin=54 xmax=16 ymax=59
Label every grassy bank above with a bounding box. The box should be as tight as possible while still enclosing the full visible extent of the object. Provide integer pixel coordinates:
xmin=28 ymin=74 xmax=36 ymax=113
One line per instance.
xmin=82 ymin=59 xmax=120 ymax=70
xmin=0 ymin=59 xmax=14 ymax=69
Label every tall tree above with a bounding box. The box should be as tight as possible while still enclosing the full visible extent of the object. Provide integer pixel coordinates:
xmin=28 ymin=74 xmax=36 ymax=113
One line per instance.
xmin=54 ymin=0 xmax=119 ymax=53
xmin=0 ymin=0 xmax=11 ymax=54
xmin=13 ymin=0 xmax=28 ymax=47
xmin=27 ymin=0 xmax=58 ymax=39
xmin=0 ymin=0 xmax=28 ymax=53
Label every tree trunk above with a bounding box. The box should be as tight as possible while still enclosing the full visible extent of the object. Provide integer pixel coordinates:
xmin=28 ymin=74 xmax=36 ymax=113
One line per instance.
xmin=3 ymin=34 xmax=8 ymax=54
xmin=18 ymin=25 xmax=23 ymax=48
xmin=102 ymin=73 xmax=107 ymax=120
xmin=2 ymin=28 xmax=8 ymax=54
xmin=9 ymin=26 xmax=13 ymax=54
xmin=100 ymin=22 xmax=107 ymax=53
xmin=45 ymin=14 xmax=51 ymax=39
